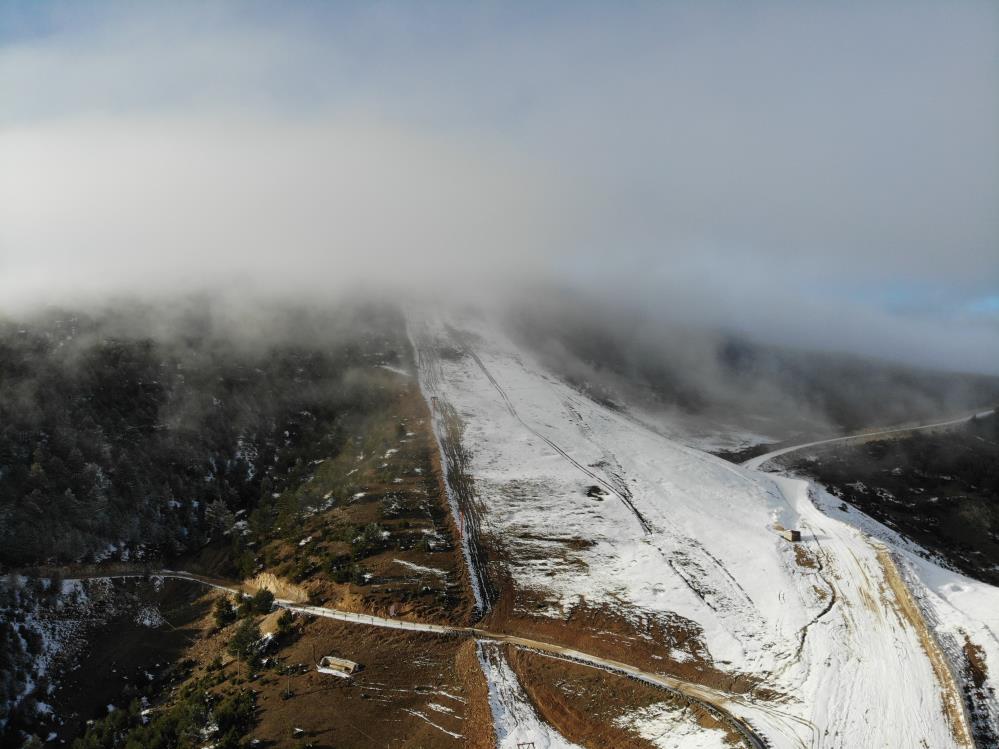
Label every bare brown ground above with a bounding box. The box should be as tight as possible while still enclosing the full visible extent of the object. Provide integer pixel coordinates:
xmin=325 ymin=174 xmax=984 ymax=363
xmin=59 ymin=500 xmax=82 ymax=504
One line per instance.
xmin=793 ymin=545 xmax=818 ymax=570
xmin=481 ymin=577 xmax=771 ymax=698
xmin=963 ymin=635 xmax=988 ymax=690
xmin=506 ymin=644 xmax=655 ymax=749
xmin=876 ymin=547 xmax=974 ymax=748
xmin=245 ymin=371 xmax=476 ymax=627
xmin=506 ymin=645 xmax=743 ymax=748
xmin=191 ymin=614 xmax=472 ymax=748
xmin=455 ymin=639 xmax=496 ymax=749
xmin=245 ymin=571 xmax=309 ymax=602
xmin=959 ymin=633 xmax=999 ymax=747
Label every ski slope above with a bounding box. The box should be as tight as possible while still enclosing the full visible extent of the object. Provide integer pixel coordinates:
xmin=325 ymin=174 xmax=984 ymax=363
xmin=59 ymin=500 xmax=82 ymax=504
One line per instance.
xmin=410 ymin=310 xmax=985 ymax=749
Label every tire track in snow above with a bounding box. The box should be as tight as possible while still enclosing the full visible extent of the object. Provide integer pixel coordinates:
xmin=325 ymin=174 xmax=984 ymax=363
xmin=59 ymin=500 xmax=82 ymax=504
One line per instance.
xmin=400 ymin=320 xmax=827 ymax=746
xmin=449 ymin=327 xmax=654 ymax=536
xmin=448 ymin=328 xmax=790 ymax=676
xmin=788 ymin=520 xmax=837 ymax=664
xmin=407 ymin=318 xmax=496 ymax=615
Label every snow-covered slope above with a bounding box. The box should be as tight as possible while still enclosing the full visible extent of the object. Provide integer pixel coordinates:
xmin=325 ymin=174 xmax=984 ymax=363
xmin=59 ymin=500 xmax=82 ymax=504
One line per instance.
xmin=477 ymin=641 xmax=583 ymax=749
xmin=411 ymin=310 xmax=986 ymax=749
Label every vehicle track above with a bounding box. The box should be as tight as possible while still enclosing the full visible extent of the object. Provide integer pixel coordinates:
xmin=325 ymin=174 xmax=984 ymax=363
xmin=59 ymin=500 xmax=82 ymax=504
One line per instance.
xmin=447 ymin=326 xmax=654 ymax=536
xmin=407 ymin=319 xmax=497 ymax=615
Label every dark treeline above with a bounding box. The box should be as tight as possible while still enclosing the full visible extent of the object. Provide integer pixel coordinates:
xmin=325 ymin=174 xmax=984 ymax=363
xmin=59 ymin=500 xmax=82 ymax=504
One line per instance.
xmin=0 ymin=299 xmax=406 ymax=569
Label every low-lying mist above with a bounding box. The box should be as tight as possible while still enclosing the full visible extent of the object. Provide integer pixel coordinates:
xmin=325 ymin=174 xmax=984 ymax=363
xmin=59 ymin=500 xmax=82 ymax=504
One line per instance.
xmin=5 ymin=290 xmax=996 ymax=454
xmin=505 ymin=290 xmax=999 ymax=448
xmin=0 ymin=296 xmax=410 ymax=568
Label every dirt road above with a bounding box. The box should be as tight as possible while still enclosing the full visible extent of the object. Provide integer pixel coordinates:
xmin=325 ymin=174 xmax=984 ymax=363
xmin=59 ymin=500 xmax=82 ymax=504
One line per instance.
xmin=54 ymin=567 xmax=766 ymax=749
xmin=742 ymin=408 xmax=995 ymax=471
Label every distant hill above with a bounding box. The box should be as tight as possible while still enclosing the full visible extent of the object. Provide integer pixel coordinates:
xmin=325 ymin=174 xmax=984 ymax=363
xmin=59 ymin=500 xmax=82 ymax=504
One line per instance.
xmin=508 ymin=293 xmax=999 ymax=445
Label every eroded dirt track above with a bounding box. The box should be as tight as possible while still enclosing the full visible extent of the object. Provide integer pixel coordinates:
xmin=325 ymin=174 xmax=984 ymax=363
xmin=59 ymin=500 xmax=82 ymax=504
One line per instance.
xmin=875 ymin=548 xmax=974 ymax=748
xmin=408 ymin=320 xmax=497 ymax=615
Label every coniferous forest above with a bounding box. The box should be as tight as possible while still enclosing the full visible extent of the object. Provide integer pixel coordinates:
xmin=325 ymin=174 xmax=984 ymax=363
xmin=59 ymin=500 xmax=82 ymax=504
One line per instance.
xmin=0 ymin=300 xmax=405 ymax=570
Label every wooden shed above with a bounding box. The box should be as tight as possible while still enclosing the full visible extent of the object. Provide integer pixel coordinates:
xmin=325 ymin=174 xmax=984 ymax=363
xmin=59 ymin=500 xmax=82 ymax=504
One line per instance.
xmin=317 ymin=655 xmax=361 ymax=677
xmin=782 ymin=529 xmax=801 ymax=543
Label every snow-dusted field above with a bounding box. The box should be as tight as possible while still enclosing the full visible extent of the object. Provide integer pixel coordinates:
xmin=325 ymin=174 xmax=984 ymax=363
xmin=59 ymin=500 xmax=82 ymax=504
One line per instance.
xmin=614 ymin=701 xmax=730 ymax=749
xmin=411 ymin=310 xmax=992 ymax=749
xmin=477 ymin=641 xmax=582 ymax=749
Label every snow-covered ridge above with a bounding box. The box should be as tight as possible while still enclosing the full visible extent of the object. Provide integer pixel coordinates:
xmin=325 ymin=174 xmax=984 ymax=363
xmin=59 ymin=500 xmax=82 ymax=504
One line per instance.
xmin=409 ymin=310 xmax=992 ymax=749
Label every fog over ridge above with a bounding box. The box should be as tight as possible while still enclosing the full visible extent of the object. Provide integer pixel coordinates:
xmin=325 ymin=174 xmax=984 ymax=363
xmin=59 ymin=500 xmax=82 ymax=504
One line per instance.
xmin=1 ymin=1 xmax=997 ymax=373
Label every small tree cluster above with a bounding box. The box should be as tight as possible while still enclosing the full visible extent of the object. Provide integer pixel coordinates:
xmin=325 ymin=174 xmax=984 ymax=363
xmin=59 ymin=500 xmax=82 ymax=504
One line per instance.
xmin=213 ymin=597 xmax=237 ymax=629
xmin=227 ymin=619 xmax=261 ymax=665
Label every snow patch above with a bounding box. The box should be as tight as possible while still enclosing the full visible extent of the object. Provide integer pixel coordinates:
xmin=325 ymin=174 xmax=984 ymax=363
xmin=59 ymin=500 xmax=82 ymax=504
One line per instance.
xmin=477 ymin=641 xmax=582 ymax=749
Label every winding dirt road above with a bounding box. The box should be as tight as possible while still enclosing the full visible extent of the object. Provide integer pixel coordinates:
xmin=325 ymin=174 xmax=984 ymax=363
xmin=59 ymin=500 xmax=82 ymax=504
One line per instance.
xmin=742 ymin=408 xmax=995 ymax=471
xmin=57 ymin=568 xmax=766 ymax=749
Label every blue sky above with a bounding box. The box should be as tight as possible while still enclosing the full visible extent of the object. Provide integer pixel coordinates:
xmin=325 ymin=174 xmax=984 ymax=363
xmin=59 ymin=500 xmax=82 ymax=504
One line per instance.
xmin=1 ymin=1 xmax=997 ymax=371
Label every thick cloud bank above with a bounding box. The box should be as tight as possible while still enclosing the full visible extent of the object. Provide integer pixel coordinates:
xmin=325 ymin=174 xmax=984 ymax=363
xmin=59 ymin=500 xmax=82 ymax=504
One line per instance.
xmin=1 ymin=1 xmax=997 ymax=372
